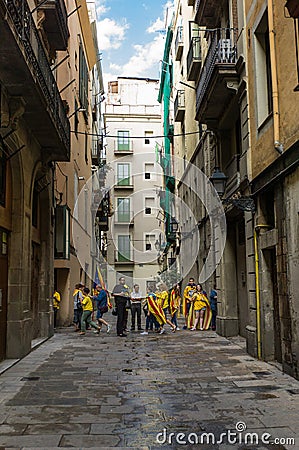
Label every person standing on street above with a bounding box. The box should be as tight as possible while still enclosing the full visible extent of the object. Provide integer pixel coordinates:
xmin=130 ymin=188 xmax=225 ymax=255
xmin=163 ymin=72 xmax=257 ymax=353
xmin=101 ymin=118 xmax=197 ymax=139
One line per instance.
xmin=169 ymin=284 xmax=181 ymax=330
xmin=130 ymin=284 xmax=143 ymax=331
xmin=53 ymin=289 xmax=61 ymax=329
xmin=93 ymin=285 xmax=111 ymax=333
xmin=73 ymin=283 xmax=84 ymax=332
xmin=182 ymin=277 xmax=197 ymax=329
xmin=189 ymin=284 xmax=211 ymax=331
xmin=79 ymin=287 xmax=101 ymax=335
xmin=112 ymin=277 xmax=130 ymax=337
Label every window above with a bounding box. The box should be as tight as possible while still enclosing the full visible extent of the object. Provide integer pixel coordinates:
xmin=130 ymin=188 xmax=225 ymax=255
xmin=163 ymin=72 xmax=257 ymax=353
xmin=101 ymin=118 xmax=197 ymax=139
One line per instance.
xmin=117 ymin=198 xmax=130 ymax=222
xmin=145 ymin=197 xmax=155 ymax=215
xmin=254 ymin=11 xmax=273 ymax=127
xmin=117 ymin=235 xmax=131 ymax=262
xmin=117 ymin=130 xmax=130 ymax=151
xmin=0 ymin=145 xmax=7 ymax=206
xmin=79 ymin=42 xmax=88 ymax=112
xmin=144 ymin=163 xmax=154 ymax=180
xmin=55 ymin=205 xmax=70 ymax=259
xmin=145 ymin=234 xmax=155 ymax=251
xmin=74 ymin=98 xmax=79 ymax=137
xmin=144 ymin=131 xmax=153 ymax=145
xmin=117 ymin=163 xmax=130 ymax=186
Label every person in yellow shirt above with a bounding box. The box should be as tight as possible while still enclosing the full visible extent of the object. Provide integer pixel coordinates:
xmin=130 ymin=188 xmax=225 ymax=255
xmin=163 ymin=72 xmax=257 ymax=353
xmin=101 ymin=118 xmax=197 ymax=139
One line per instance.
xmin=182 ymin=278 xmax=196 ymax=329
xmin=189 ymin=284 xmax=212 ymax=331
xmin=53 ymin=290 xmax=61 ymax=329
xmin=169 ymin=284 xmax=181 ymax=330
xmin=79 ymin=287 xmax=101 ymax=335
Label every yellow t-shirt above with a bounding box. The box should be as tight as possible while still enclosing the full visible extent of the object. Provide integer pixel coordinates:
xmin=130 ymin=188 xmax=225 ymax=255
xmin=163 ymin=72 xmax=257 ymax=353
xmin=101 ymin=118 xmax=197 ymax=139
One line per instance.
xmin=53 ymin=291 xmax=61 ymax=309
xmin=184 ymin=285 xmax=196 ymax=302
xmin=160 ymin=290 xmax=169 ymax=309
xmin=192 ymin=292 xmax=209 ymax=311
xmin=81 ymin=295 xmax=93 ymax=311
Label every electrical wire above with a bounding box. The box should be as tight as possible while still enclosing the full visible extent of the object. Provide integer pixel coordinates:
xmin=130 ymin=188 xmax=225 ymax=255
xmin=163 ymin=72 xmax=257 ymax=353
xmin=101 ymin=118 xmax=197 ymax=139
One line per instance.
xmin=70 ymin=130 xmax=201 ymax=139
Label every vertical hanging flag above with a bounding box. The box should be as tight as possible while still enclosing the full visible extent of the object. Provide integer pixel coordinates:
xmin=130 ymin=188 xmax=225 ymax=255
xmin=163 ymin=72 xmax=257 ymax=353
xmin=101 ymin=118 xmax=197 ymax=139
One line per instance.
xmin=94 ymin=266 xmax=112 ymax=309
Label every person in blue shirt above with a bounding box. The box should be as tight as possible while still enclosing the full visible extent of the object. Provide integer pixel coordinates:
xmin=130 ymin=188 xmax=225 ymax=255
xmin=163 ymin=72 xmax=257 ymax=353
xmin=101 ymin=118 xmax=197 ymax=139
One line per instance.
xmin=209 ymin=285 xmax=218 ymax=331
xmin=93 ymin=285 xmax=111 ymax=333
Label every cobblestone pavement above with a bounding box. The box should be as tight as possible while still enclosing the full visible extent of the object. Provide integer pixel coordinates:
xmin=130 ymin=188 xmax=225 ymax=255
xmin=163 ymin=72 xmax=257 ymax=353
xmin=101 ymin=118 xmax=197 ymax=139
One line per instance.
xmin=0 ymin=318 xmax=299 ymax=450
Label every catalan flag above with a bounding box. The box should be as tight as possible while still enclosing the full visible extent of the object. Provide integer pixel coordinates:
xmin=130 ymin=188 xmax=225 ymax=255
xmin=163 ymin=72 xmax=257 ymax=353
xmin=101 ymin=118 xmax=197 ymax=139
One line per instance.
xmin=147 ymin=293 xmax=167 ymax=326
xmin=94 ymin=267 xmax=112 ymax=309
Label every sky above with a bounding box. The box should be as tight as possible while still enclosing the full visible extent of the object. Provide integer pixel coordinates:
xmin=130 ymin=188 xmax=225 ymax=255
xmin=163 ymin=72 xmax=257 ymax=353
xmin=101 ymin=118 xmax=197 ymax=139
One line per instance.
xmin=95 ymin=0 xmax=174 ymax=88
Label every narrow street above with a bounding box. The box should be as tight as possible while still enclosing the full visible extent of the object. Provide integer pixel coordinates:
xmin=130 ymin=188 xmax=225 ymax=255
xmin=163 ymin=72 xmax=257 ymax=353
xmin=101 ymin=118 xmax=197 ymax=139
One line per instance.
xmin=0 ymin=319 xmax=298 ymax=449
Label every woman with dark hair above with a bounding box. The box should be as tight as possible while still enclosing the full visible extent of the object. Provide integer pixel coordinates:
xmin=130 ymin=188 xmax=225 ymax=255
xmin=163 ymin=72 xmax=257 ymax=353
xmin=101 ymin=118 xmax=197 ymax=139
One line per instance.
xmin=188 ymin=284 xmax=211 ymax=331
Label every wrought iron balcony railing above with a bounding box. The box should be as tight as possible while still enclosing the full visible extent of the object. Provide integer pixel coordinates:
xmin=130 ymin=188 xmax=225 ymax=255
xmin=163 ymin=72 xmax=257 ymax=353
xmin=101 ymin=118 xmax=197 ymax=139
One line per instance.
xmin=114 ymin=210 xmax=134 ymax=225
xmin=114 ymin=249 xmax=134 ymax=264
xmin=38 ymin=0 xmax=69 ymax=51
xmin=114 ymin=176 xmax=134 ymax=188
xmin=196 ymin=28 xmax=238 ymax=116
xmin=4 ymin=0 xmax=70 ymax=155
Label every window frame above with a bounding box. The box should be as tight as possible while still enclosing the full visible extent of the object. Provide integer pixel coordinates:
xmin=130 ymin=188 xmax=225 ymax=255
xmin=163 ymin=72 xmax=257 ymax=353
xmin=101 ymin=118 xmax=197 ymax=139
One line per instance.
xmin=117 ymin=130 xmax=130 ymax=151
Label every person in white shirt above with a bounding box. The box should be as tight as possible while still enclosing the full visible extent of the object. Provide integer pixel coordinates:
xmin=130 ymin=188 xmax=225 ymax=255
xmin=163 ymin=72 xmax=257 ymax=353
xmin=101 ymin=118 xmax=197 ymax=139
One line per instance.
xmin=130 ymin=284 xmax=143 ymax=331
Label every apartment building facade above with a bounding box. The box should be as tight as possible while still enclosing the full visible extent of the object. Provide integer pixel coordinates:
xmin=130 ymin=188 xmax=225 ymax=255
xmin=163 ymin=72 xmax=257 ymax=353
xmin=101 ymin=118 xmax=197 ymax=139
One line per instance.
xmin=54 ymin=0 xmax=105 ymax=327
xmin=0 ymin=0 xmax=105 ymax=359
xmin=0 ymin=0 xmax=70 ymax=359
xmin=167 ymin=0 xmax=299 ymax=378
xmin=104 ymin=77 xmax=163 ymax=294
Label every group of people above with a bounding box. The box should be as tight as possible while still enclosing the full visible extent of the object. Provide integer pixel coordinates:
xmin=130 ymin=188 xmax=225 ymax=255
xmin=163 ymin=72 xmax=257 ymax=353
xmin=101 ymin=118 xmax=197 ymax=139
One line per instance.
xmin=73 ymin=283 xmax=111 ymax=335
xmin=111 ymin=276 xmax=218 ymax=338
xmin=67 ymin=276 xmax=218 ymax=338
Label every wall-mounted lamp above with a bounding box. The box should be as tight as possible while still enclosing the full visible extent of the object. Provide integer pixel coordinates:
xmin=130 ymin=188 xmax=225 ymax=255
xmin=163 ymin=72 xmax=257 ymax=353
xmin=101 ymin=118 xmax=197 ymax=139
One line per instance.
xmin=210 ymin=167 xmax=255 ymax=212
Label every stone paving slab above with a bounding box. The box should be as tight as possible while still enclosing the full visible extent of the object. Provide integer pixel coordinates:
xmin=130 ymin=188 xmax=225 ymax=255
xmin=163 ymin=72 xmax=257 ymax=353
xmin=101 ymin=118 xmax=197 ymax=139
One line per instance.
xmin=0 ymin=324 xmax=299 ymax=449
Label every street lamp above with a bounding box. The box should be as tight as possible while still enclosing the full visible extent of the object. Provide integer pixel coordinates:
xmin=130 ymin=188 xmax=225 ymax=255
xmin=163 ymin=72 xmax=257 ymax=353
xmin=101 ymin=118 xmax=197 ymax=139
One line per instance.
xmin=209 ymin=167 xmax=227 ymax=198
xmin=210 ymin=167 xmax=255 ymax=212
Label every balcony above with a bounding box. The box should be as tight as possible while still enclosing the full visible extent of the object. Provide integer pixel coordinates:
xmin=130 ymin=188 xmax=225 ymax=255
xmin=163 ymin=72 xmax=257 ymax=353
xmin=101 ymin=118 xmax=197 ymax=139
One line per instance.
xmin=114 ymin=249 xmax=134 ymax=264
xmin=114 ymin=139 xmax=133 ymax=155
xmin=0 ymin=0 xmax=70 ymax=161
xmin=175 ymin=26 xmax=184 ymax=61
xmin=114 ymin=211 xmax=134 ymax=226
xmin=174 ymin=90 xmax=185 ymax=123
xmin=187 ymin=36 xmax=202 ymax=81
xmin=195 ymin=29 xmax=239 ymax=127
xmin=114 ymin=176 xmax=134 ymax=189
xmin=91 ymin=136 xmax=103 ymax=164
xmin=38 ymin=0 xmax=69 ymax=51
xmin=195 ymin=0 xmax=219 ymax=28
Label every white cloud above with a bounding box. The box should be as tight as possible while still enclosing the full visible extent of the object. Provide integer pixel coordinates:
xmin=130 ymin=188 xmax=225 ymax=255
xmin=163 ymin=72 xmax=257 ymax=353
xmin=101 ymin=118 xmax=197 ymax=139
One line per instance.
xmin=95 ymin=0 xmax=110 ymax=18
xmin=109 ymin=63 xmax=122 ymax=72
xmin=147 ymin=18 xmax=165 ymax=34
xmin=97 ymin=18 xmax=129 ymax=51
xmin=119 ymin=34 xmax=165 ymax=77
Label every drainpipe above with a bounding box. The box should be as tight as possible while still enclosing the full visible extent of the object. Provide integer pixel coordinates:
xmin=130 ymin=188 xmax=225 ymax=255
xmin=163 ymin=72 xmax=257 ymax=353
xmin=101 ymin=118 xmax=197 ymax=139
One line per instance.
xmin=268 ymin=0 xmax=284 ymax=155
xmin=254 ymin=224 xmax=272 ymax=360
